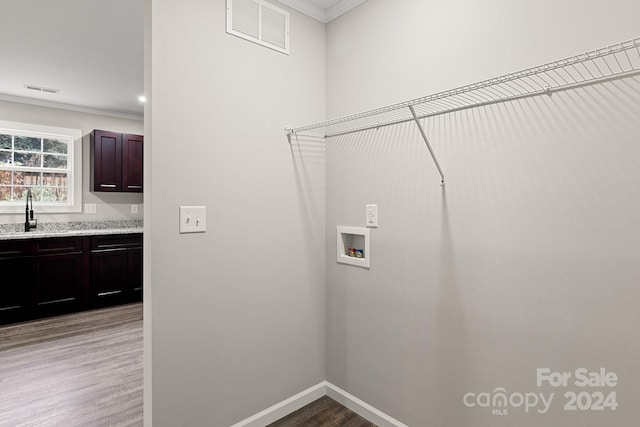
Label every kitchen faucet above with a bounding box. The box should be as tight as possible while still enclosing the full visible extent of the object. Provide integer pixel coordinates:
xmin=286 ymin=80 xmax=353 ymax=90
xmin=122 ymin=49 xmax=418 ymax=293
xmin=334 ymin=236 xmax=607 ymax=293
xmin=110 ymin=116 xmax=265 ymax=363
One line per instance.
xmin=24 ymin=189 xmax=37 ymax=232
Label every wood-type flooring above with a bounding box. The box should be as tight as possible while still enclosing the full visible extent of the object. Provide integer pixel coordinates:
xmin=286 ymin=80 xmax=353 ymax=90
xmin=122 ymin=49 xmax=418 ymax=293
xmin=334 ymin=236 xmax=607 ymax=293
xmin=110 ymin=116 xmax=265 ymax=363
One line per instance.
xmin=0 ymin=303 xmax=143 ymax=426
xmin=0 ymin=303 xmax=374 ymax=427
xmin=268 ymin=396 xmax=377 ymax=427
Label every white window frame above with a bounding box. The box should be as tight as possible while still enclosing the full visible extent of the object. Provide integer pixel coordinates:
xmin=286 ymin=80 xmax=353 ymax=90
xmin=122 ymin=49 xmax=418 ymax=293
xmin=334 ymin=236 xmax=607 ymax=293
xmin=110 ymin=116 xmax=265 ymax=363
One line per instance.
xmin=0 ymin=120 xmax=82 ymax=214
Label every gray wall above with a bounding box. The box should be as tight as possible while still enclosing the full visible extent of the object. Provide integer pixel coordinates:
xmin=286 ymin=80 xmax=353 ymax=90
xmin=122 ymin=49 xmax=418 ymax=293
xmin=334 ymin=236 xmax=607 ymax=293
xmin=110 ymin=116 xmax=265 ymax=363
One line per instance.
xmin=325 ymin=0 xmax=640 ymax=426
xmin=0 ymin=99 xmax=143 ymax=224
xmin=148 ymin=0 xmax=326 ymax=425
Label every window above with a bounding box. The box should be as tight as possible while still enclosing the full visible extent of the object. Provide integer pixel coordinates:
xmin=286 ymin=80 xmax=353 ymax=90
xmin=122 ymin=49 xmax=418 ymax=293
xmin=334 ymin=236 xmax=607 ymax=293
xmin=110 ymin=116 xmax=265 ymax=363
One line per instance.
xmin=0 ymin=121 xmax=82 ymax=213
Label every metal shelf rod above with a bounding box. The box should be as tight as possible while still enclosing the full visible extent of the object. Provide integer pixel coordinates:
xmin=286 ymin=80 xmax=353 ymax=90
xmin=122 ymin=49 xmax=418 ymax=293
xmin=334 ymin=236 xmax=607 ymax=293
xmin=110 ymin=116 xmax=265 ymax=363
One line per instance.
xmin=318 ymin=67 xmax=640 ymax=139
xmin=286 ymin=37 xmax=640 ymax=137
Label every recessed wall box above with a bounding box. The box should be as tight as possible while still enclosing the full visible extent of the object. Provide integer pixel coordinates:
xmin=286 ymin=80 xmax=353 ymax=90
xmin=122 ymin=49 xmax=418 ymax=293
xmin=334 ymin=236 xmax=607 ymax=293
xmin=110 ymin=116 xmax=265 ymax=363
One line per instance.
xmin=337 ymin=226 xmax=370 ymax=268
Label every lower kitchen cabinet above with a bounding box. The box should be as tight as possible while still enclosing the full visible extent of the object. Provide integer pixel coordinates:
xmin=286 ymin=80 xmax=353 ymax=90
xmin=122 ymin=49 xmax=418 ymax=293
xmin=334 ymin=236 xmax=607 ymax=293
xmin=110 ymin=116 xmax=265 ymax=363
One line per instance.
xmin=0 ymin=241 xmax=30 ymax=324
xmin=91 ymin=249 xmax=129 ymax=306
xmin=129 ymin=246 xmax=143 ymax=301
xmin=31 ymin=252 xmax=85 ymax=317
xmin=0 ymin=233 xmax=142 ymax=325
xmin=30 ymin=236 xmax=88 ymax=318
xmin=90 ymin=234 xmax=143 ymax=306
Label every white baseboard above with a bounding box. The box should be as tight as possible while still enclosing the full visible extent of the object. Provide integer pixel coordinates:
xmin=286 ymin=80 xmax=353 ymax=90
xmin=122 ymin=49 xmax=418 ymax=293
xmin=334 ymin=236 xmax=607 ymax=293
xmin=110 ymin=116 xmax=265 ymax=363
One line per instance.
xmin=229 ymin=381 xmax=408 ymax=427
xmin=324 ymin=382 xmax=408 ymax=427
xmin=229 ymin=382 xmax=326 ymax=427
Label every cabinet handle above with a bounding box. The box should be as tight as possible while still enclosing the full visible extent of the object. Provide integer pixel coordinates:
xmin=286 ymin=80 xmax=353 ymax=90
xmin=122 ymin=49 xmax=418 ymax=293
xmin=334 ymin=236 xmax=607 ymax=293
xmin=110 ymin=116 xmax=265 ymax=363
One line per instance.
xmin=98 ymin=290 xmax=122 ymax=297
xmin=127 ymin=185 xmax=142 ymax=189
xmin=100 ymin=184 xmax=117 ymax=188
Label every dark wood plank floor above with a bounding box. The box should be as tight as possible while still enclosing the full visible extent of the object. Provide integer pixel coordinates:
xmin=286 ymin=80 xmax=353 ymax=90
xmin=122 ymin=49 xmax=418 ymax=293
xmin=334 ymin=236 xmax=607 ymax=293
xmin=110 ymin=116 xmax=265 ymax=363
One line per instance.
xmin=0 ymin=303 xmax=143 ymax=426
xmin=268 ymin=396 xmax=377 ymax=427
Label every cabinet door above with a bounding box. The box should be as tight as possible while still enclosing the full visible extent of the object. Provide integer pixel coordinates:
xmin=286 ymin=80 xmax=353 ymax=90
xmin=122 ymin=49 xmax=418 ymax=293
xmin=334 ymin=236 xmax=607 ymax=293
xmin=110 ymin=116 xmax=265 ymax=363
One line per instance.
xmin=122 ymin=133 xmax=143 ymax=192
xmin=31 ymin=252 xmax=84 ymax=318
xmin=92 ymin=130 xmax=122 ymax=191
xmin=128 ymin=247 xmax=143 ymax=301
xmin=91 ymin=249 xmax=128 ymax=307
xmin=0 ymin=257 xmax=30 ymax=324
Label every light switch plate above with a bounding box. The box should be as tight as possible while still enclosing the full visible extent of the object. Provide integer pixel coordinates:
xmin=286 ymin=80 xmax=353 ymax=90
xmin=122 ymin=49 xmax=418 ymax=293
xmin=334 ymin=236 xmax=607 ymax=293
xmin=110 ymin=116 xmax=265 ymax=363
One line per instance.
xmin=179 ymin=206 xmax=206 ymax=233
xmin=366 ymin=204 xmax=378 ymax=227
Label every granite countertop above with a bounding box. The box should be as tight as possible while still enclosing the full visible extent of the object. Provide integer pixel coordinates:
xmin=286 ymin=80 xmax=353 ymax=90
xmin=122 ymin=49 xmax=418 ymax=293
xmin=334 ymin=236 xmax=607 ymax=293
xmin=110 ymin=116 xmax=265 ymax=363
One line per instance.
xmin=0 ymin=220 xmax=143 ymax=241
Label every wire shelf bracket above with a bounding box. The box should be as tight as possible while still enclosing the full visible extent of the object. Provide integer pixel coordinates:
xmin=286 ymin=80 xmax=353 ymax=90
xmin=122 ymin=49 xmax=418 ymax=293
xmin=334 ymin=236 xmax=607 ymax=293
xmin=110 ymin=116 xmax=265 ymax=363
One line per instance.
xmin=285 ymin=37 xmax=640 ymax=185
xmin=409 ymin=105 xmax=445 ymax=186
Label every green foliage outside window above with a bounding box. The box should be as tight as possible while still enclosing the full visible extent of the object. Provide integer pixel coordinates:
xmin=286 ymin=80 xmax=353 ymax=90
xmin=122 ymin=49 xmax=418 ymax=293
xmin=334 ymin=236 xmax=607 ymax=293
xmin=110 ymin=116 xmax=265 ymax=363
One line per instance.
xmin=0 ymin=131 xmax=71 ymax=204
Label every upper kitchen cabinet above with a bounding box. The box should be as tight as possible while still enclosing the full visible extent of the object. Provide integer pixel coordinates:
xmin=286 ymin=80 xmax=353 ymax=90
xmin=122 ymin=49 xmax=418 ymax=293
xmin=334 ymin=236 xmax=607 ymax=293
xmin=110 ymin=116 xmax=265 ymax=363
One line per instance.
xmin=90 ymin=130 xmax=143 ymax=192
xmin=122 ymin=133 xmax=144 ymax=192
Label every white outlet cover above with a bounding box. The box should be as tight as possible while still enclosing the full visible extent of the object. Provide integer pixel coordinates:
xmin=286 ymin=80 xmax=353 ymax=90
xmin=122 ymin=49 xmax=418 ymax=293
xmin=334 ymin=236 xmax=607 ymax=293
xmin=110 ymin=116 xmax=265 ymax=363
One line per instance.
xmin=179 ymin=206 xmax=206 ymax=234
xmin=365 ymin=204 xmax=378 ymax=227
xmin=84 ymin=203 xmax=96 ymax=214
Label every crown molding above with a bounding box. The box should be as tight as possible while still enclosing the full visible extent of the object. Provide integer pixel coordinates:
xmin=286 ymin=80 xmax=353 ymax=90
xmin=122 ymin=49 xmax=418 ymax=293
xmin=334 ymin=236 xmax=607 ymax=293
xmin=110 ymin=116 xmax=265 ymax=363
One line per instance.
xmin=0 ymin=93 xmax=144 ymax=122
xmin=277 ymin=0 xmax=366 ymax=23
xmin=278 ymin=0 xmax=326 ymax=22
xmin=325 ymin=0 xmax=367 ymax=22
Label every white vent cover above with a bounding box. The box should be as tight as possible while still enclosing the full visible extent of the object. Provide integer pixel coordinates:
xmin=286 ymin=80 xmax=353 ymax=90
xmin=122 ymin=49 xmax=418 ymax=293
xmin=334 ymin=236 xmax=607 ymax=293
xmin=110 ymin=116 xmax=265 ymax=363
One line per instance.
xmin=24 ymin=84 xmax=60 ymax=94
xmin=226 ymin=0 xmax=290 ymax=55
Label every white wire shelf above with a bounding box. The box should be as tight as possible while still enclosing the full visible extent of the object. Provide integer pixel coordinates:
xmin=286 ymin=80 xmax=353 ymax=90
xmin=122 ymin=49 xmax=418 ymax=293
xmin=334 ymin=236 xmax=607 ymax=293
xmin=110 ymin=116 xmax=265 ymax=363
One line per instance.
xmin=286 ymin=37 xmax=640 ymax=139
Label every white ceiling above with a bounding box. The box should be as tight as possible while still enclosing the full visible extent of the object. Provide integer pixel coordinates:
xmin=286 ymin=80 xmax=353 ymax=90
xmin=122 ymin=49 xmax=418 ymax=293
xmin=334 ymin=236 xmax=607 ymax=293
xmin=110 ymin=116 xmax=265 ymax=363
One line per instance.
xmin=0 ymin=0 xmax=145 ymax=120
xmin=0 ymin=0 xmax=364 ymax=120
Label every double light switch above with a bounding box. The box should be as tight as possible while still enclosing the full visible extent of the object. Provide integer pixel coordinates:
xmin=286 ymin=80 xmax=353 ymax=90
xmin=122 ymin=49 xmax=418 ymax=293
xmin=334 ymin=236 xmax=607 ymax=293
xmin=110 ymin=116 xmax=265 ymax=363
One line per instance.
xmin=179 ymin=206 xmax=207 ymax=233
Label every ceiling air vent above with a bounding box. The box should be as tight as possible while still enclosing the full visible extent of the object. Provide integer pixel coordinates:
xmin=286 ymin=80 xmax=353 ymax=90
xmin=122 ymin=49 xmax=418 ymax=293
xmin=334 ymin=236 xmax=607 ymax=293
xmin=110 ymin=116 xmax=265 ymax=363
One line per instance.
xmin=24 ymin=84 xmax=60 ymax=94
xmin=226 ymin=0 xmax=290 ymax=55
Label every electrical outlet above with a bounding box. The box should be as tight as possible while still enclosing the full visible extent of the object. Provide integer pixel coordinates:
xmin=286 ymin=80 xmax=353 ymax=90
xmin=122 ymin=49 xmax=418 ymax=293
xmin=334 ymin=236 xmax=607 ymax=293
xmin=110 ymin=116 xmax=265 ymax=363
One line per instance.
xmin=131 ymin=204 xmax=138 ymax=214
xmin=179 ymin=206 xmax=206 ymax=233
xmin=366 ymin=204 xmax=378 ymax=227
xmin=85 ymin=204 xmax=97 ymax=214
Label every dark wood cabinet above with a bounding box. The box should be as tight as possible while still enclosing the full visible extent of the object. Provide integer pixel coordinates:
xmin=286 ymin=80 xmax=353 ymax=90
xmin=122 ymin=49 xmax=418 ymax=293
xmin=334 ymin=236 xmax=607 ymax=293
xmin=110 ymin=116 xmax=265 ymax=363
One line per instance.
xmin=91 ymin=249 xmax=129 ymax=306
xmin=91 ymin=130 xmax=121 ymax=192
xmin=122 ymin=133 xmax=144 ymax=192
xmin=30 ymin=237 xmax=88 ymax=318
xmin=129 ymin=246 xmax=143 ymax=301
xmin=0 ymin=241 xmax=30 ymax=323
xmin=31 ymin=252 xmax=85 ymax=317
xmin=0 ymin=233 xmax=142 ymax=325
xmin=91 ymin=130 xmax=143 ymax=192
xmin=90 ymin=234 xmax=143 ymax=306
